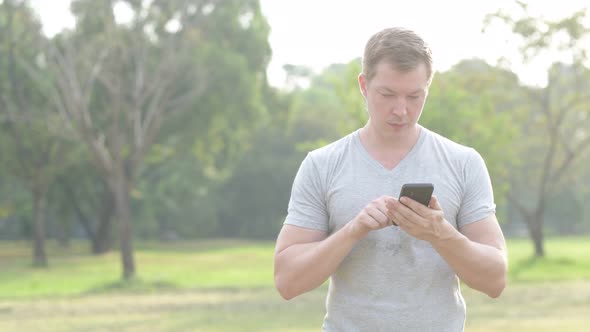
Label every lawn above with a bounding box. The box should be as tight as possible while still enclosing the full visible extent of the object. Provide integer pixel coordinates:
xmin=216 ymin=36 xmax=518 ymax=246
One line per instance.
xmin=0 ymin=236 xmax=589 ymax=331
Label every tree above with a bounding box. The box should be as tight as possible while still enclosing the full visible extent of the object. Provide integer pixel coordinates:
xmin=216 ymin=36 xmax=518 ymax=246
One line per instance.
xmin=217 ymin=86 xmax=299 ymax=238
xmin=130 ymin=0 xmax=273 ymax=239
xmin=50 ymin=160 xmax=115 ymax=253
xmin=37 ymin=1 xmax=188 ymax=278
xmin=0 ymin=0 xmax=70 ymax=267
xmin=485 ymin=2 xmax=590 ymax=256
xmin=287 ymin=60 xmax=362 ymax=149
xmin=422 ymin=59 xmax=523 ymax=213
xmin=27 ymin=0 xmax=271 ymax=278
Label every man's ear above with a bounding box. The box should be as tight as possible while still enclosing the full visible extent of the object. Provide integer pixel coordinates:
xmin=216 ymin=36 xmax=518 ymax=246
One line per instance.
xmin=358 ymin=73 xmax=368 ymax=98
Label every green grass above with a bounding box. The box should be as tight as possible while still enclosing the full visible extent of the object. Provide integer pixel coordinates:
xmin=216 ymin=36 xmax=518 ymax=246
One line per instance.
xmin=0 ymin=282 xmax=588 ymax=332
xmin=506 ymin=236 xmax=590 ymax=282
xmin=1 ymin=236 xmax=589 ymax=298
xmin=0 ymin=236 xmax=589 ymax=331
xmin=0 ymin=239 xmax=275 ymax=298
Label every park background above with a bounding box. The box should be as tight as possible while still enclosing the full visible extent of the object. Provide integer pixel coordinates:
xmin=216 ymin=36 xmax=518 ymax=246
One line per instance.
xmin=1 ymin=0 xmax=590 ymax=331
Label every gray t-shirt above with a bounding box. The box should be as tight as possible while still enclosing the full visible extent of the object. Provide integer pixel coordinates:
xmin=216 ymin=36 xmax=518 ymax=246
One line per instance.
xmin=284 ymin=126 xmax=496 ymax=331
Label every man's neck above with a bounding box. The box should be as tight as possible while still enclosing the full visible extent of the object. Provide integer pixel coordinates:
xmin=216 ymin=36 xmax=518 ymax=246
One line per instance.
xmin=358 ymin=123 xmax=421 ymax=170
xmin=360 ymin=123 xmax=420 ymax=152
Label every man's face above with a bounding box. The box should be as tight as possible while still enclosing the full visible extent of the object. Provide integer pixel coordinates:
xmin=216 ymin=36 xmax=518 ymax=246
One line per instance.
xmin=359 ymin=61 xmax=430 ymax=137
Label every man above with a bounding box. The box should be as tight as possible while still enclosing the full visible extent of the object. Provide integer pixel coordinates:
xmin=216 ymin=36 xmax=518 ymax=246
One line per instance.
xmin=274 ymin=27 xmax=507 ymax=331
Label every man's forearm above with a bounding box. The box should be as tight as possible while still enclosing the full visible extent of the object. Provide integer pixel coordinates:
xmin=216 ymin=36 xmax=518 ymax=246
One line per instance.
xmin=274 ymin=223 xmax=362 ymax=300
xmin=432 ymin=231 xmax=507 ymax=298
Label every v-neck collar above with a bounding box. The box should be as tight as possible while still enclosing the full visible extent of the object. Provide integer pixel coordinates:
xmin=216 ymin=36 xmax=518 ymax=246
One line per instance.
xmin=352 ymin=125 xmax=427 ymax=175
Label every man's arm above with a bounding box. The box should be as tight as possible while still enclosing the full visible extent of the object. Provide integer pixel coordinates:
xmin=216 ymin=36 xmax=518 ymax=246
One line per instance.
xmin=388 ymin=196 xmax=507 ymax=298
xmin=274 ymin=196 xmax=395 ymax=300
xmin=274 ymin=224 xmax=354 ymax=300
xmin=431 ymin=214 xmax=507 ymax=298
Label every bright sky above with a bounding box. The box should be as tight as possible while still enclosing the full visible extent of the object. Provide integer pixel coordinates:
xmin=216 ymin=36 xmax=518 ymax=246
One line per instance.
xmin=31 ymin=0 xmax=590 ymax=87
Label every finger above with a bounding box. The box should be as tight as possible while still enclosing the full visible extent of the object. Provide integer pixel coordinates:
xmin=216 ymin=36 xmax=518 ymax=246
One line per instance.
xmin=387 ymin=198 xmax=409 ymax=226
xmin=362 ymin=215 xmax=381 ymax=230
xmin=386 ymin=199 xmax=396 ymax=215
xmin=392 ymin=199 xmax=428 ymax=228
xmin=385 ymin=197 xmax=402 ymax=214
xmin=399 ymin=196 xmax=429 ymax=215
xmin=393 ymin=204 xmax=414 ymax=224
xmin=381 ymin=201 xmax=398 ymax=226
xmin=391 ymin=199 xmax=415 ymax=218
xmin=387 ymin=199 xmax=405 ymax=220
xmin=391 ymin=208 xmax=413 ymax=228
xmin=384 ymin=201 xmax=397 ymax=226
xmin=376 ymin=199 xmax=397 ymax=226
xmin=386 ymin=200 xmax=397 ymax=224
xmin=367 ymin=207 xmax=390 ymax=227
xmin=393 ymin=212 xmax=417 ymax=234
xmin=430 ymin=195 xmax=443 ymax=211
xmin=368 ymin=218 xmax=382 ymax=229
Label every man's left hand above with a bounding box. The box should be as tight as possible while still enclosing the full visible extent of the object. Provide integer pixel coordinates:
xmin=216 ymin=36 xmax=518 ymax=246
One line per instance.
xmin=386 ymin=196 xmax=454 ymax=243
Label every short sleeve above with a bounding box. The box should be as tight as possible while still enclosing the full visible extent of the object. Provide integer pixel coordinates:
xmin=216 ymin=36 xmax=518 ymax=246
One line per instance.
xmin=457 ymin=149 xmax=496 ymax=228
xmin=283 ymin=153 xmax=329 ymax=232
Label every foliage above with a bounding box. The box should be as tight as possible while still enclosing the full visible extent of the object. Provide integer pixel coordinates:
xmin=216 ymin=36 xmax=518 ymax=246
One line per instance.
xmin=0 ymin=0 xmax=77 ymax=266
xmin=0 ymin=1 xmax=589 ymax=260
xmin=217 ymin=88 xmax=301 ymax=238
xmin=485 ymin=1 xmax=590 ymax=256
xmin=422 ymin=59 xmax=523 ymax=214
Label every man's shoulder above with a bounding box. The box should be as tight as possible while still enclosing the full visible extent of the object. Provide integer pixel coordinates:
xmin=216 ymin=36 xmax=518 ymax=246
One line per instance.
xmin=422 ymin=127 xmax=476 ymax=157
xmin=307 ymin=130 xmax=357 ymax=162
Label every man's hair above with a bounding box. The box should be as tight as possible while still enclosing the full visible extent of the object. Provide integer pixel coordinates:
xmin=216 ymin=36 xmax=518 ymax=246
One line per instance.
xmin=362 ymin=27 xmax=433 ymax=83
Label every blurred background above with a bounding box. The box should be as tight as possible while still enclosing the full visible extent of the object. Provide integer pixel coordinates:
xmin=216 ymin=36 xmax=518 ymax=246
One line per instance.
xmin=1 ymin=0 xmax=589 ymax=331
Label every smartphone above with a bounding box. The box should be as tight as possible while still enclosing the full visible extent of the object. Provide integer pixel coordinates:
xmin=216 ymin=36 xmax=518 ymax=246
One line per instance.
xmin=399 ymin=183 xmax=434 ymax=207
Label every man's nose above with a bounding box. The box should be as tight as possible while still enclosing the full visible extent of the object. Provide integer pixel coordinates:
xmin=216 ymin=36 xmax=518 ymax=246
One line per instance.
xmin=391 ymin=97 xmax=407 ymax=115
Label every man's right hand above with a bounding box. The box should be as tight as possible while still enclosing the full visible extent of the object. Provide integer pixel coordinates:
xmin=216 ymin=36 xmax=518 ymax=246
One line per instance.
xmin=275 ymin=195 xmax=397 ymax=300
xmin=348 ymin=195 xmax=397 ymax=240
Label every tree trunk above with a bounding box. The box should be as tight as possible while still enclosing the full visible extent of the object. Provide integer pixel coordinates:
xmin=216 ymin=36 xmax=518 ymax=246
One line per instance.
xmin=110 ymin=165 xmax=135 ymax=279
xmin=525 ymin=211 xmax=545 ymax=257
xmin=55 ymin=220 xmax=70 ymax=248
xmin=93 ymin=214 xmax=113 ymax=254
xmin=93 ymin=189 xmax=115 ymax=254
xmin=32 ymin=189 xmax=48 ymax=267
xmin=60 ymin=175 xmax=114 ymax=254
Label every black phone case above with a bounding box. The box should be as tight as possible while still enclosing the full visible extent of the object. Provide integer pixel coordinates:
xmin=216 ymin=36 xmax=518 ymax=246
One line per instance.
xmin=399 ymin=183 xmax=434 ymax=206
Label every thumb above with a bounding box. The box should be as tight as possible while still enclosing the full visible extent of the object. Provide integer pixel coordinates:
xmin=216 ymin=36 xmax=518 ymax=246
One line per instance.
xmin=429 ymin=195 xmax=443 ymax=211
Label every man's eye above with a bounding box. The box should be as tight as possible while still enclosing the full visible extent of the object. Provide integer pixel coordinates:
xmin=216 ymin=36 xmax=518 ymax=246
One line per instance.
xmin=408 ymin=95 xmax=420 ymax=100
